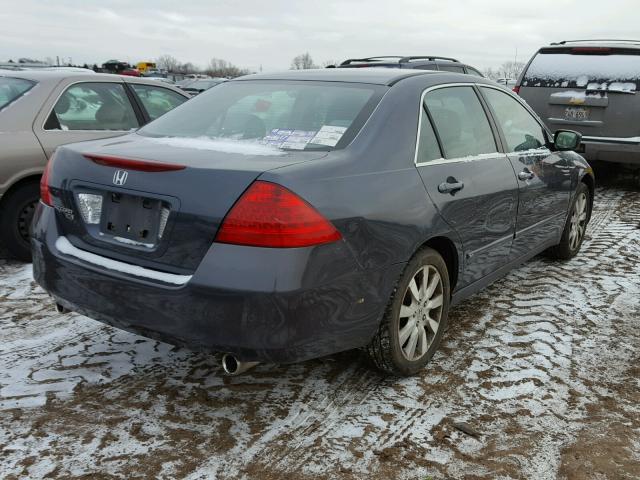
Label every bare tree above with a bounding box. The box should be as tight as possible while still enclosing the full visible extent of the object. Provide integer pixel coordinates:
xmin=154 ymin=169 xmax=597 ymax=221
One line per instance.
xmin=483 ymin=67 xmax=499 ymax=80
xmin=205 ymin=58 xmax=249 ymax=78
xmin=498 ymin=61 xmax=526 ymax=79
xmin=321 ymin=59 xmax=338 ymax=68
xmin=291 ymin=53 xmax=316 ymax=70
xmin=179 ymin=62 xmax=198 ymax=74
xmin=156 ymin=54 xmax=180 ymax=72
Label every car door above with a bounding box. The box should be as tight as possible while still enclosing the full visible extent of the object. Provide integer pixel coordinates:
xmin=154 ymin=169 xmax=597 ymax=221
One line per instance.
xmin=478 ymin=86 xmax=572 ymax=258
xmin=128 ymin=83 xmax=187 ymax=122
xmin=34 ymin=80 xmax=142 ymax=158
xmin=415 ymin=85 xmax=519 ymax=287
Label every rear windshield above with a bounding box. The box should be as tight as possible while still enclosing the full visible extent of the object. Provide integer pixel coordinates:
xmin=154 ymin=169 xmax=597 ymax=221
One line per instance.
xmin=523 ymin=49 xmax=640 ymax=91
xmin=0 ymin=77 xmax=36 ymax=110
xmin=139 ymin=80 xmax=384 ymax=151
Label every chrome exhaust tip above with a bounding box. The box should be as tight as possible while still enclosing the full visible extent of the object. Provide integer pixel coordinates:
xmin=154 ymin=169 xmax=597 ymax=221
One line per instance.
xmin=221 ymin=354 xmax=259 ymax=376
xmin=54 ymin=302 xmax=67 ymax=314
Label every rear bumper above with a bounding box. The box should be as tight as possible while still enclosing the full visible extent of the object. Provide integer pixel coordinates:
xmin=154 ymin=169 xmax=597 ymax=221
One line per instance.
xmin=580 ymin=136 xmax=640 ymax=166
xmin=32 ymin=203 xmax=402 ymax=363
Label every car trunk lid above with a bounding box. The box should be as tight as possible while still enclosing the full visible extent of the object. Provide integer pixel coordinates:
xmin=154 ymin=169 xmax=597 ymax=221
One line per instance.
xmin=49 ymin=134 xmax=327 ymax=274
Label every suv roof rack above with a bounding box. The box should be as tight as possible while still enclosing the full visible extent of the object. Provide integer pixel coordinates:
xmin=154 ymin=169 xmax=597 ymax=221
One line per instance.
xmin=399 ymin=56 xmax=459 ymax=63
xmin=340 ymin=55 xmax=460 ymax=66
xmin=340 ymin=56 xmax=404 ymax=66
xmin=551 ymin=39 xmax=640 ymax=46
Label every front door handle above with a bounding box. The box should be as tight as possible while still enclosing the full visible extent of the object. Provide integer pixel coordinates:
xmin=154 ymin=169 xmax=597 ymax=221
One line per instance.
xmin=438 ymin=177 xmax=465 ymax=195
xmin=518 ymin=168 xmax=535 ymax=181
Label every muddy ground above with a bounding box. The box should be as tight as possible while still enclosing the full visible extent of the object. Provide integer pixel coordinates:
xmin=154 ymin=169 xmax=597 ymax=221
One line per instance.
xmin=1 ymin=174 xmax=639 ymax=479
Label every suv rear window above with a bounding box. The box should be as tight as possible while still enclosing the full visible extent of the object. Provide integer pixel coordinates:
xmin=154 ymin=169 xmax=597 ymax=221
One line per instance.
xmin=139 ymin=81 xmax=385 ymax=151
xmin=0 ymin=77 xmax=36 ymax=111
xmin=522 ymin=48 xmax=640 ymax=91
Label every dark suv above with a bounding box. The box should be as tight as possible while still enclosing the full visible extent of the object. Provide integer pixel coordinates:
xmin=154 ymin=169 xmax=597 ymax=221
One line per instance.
xmin=515 ymin=40 xmax=640 ymax=169
xmin=337 ymin=56 xmax=484 ymax=77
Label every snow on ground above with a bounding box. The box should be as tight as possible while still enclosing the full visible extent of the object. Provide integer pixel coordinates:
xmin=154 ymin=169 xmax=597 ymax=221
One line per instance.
xmin=1 ymin=182 xmax=639 ymax=479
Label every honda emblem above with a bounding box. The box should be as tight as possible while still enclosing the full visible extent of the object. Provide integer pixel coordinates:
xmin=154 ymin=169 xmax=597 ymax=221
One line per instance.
xmin=113 ymin=170 xmax=128 ymax=186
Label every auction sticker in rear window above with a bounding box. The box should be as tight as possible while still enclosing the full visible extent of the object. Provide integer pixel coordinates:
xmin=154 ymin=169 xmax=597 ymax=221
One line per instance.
xmin=311 ymin=126 xmax=347 ymax=147
xmin=281 ymin=130 xmax=317 ymax=150
xmin=262 ymin=129 xmax=317 ymax=150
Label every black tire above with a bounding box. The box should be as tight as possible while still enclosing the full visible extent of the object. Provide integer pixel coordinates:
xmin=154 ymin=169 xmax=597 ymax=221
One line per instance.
xmin=0 ymin=182 xmax=40 ymax=262
xmin=366 ymin=247 xmax=451 ymax=376
xmin=547 ymin=182 xmax=591 ymax=260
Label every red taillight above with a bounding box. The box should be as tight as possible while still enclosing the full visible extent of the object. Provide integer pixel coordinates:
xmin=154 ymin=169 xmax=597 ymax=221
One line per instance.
xmin=40 ymin=155 xmax=54 ymax=206
xmin=83 ymin=154 xmax=185 ymax=172
xmin=216 ymin=181 xmax=342 ymax=248
xmin=512 ymin=86 xmax=520 ymax=95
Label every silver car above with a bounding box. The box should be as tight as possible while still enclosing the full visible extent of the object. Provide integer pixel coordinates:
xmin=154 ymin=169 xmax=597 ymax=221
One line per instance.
xmin=515 ymin=39 xmax=640 ymax=170
xmin=0 ymin=70 xmax=189 ymax=260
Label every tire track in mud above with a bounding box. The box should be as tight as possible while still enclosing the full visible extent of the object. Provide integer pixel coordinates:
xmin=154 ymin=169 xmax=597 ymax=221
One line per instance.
xmin=1 ymin=187 xmax=639 ymax=479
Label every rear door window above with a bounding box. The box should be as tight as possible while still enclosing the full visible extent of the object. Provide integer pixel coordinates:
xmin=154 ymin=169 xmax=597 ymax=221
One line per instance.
xmin=424 ymin=86 xmax=497 ymax=159
xmin=522 ymin=49 xmax=640 ymax=91
xmin=45 ymin=82 xmax=139 ymax=131
xmin=0 ymin=77 xmax=35 ymax=110
xmin=130 ymin=84 xmax=187 ymax=120
xmin=416 ymin=108 xmax=443 ymax=164
xmin=480 ymin=87 xmax=547 ymax=152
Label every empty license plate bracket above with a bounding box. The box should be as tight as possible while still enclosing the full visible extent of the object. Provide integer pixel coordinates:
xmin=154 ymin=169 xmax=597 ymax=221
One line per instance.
xmin=100 ymin=193 xmax=162 ymax=245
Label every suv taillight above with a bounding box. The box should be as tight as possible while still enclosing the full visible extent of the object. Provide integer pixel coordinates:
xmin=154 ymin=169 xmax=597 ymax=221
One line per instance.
xmin=512 ymin=86 xmax=520 ymax=95
xmin=215 ymin=181 xmax=342 ymax=248
xmin=40 ymin=155 xmax=55 ymax=206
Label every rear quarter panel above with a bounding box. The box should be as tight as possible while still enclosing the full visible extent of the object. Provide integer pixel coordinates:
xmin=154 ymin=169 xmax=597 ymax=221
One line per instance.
xmin=0 ymin=131 xmax=47 ymax=196
xmin=0 ymin=79 xmax=52 ymax=196
xmin=259 ymin=75 xmax=463 ymax=275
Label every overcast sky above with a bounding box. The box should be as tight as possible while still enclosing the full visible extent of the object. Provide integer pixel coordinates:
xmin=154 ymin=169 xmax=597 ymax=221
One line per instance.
xmin=1 ymin=0 xmax=638 ymax=72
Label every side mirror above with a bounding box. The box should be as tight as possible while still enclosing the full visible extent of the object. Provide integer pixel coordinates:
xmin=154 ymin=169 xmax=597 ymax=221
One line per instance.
xmin=554 ymin=130 xmax=582 ymax=151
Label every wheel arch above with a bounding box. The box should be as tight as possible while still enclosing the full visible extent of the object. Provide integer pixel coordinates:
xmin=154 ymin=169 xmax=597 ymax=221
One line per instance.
xmin=580 ymin=172 xmax=595 ymax=222
xmin=418 ymin=235 xmax=460 ymax=294
xmin=0 ymin=174 xmax=42 ymax=211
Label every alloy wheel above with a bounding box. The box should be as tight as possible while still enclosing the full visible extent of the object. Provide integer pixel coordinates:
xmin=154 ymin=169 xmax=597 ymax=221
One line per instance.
xmin=398 ymin=265 xmax=444 ymax=361
xmin=569 ymin=192 xmax=587 ymax=251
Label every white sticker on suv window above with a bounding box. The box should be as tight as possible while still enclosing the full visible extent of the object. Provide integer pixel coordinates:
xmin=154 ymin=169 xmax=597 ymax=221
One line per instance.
xmin=310 ymin=126 xmax=348 ymax=147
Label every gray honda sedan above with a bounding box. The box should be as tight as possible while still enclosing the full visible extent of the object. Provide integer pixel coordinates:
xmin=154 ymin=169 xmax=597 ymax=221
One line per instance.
xmin=32 ymin=69 xmax=594 ymax=376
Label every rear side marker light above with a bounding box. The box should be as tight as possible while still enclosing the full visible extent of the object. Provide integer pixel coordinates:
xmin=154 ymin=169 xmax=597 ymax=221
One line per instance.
xmin=83 ymin=154 xmax=186 ymax=172
xmin=512 ymin=86 xmax=520 ymax=94
xmin=40 ymin=155 xmax=55 ymax=206
xmin=77 ymin=193 xmax=103 ymax=224
xmin=216 ymin=181 xmax=342 ymax=248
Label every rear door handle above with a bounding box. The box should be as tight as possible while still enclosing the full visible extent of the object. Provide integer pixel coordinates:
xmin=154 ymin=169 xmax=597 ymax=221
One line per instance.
xmin=438 ymin=177 xmax=465 ymax=195
xmin=518 ymin=168 xmax=535 ymax=181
